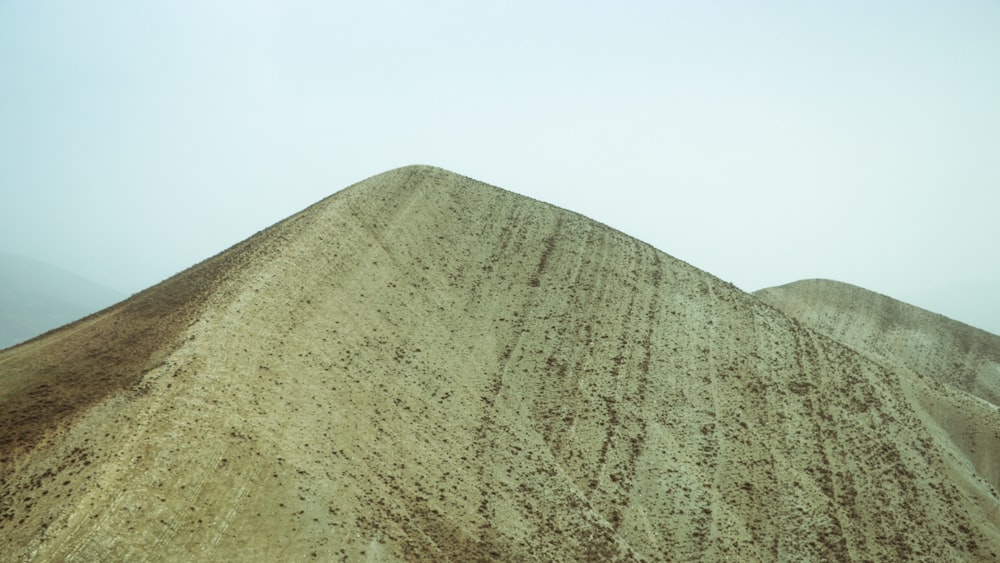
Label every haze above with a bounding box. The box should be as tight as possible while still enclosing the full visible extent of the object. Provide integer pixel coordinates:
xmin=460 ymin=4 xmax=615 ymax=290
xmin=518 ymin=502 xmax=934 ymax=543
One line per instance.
xmin=1 ymin=1 xmax=998 ymax=333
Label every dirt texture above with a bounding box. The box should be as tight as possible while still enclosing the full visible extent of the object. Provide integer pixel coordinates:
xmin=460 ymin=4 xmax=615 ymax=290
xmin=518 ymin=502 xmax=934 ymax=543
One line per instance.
xmin=755 ymin=279 xmax=1000 ymax=405
xmin=2 ymin=166 xmax=999 ymax=561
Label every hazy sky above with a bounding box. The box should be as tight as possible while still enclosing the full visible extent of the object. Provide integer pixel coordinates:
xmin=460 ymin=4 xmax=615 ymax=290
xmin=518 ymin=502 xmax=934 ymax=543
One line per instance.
xmin=2 ymin=1 xmax=998 ymax=332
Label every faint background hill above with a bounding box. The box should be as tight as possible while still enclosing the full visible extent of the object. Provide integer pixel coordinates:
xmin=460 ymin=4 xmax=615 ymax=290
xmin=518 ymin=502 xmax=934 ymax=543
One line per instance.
xmin=0 ymin=252 xmax=125 ymax=349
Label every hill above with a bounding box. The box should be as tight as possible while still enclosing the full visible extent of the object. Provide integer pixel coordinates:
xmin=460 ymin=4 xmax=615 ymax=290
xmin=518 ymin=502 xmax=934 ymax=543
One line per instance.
xmin=907 ymin=279 xmax=1000 ymax=337
xmin=755 ymin=279 xmax=1000 ymax=405
xmin=0 ymin=253 xmax=125 ymax=349
xmin=756 ymin=278 xmax=1000 ymax=513
xmin=2 ymin=166 xmax=998 ymax=561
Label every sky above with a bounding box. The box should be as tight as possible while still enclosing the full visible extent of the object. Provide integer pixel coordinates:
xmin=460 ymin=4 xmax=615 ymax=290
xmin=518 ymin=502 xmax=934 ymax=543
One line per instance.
xmin=1 ymin=1 xmax=999 ymax=333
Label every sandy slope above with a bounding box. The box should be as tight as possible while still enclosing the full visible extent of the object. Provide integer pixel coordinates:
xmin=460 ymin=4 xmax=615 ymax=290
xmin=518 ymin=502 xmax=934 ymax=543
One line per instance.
xmin=2 ymin=166 xmax=999 ymax=561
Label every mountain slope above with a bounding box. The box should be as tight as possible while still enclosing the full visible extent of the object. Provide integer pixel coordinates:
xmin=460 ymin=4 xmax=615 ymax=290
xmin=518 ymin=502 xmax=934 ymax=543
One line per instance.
xmin=0 ymin=253 xmax=125 ymax=349
xmin=909 ymin=280 xmax=1000 ymax=337
xmin=755 ymin=278 xmax=1000 ymax=520
xmin=2 ymin=166 xmax=999 ymax=561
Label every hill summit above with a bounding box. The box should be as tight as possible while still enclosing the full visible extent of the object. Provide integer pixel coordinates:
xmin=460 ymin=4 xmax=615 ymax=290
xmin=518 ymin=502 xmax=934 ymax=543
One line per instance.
xmin=2 ymin=165 xmax=998 ymax=561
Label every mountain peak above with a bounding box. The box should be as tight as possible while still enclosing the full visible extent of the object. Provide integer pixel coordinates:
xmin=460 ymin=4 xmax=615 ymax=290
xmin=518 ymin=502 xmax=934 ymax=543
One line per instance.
xmin=3 ymin=168 xmax=999 ymax=561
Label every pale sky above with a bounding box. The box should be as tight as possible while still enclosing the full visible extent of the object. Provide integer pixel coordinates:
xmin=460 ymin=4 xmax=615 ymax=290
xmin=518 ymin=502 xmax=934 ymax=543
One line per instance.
xmin=2 ymin=1 xmax=999 ymax=333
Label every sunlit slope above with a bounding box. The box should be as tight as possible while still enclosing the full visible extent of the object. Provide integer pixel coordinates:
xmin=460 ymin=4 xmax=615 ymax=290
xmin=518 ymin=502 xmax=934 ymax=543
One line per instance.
xmin=2 ymin=166 xmax=998 ymax=561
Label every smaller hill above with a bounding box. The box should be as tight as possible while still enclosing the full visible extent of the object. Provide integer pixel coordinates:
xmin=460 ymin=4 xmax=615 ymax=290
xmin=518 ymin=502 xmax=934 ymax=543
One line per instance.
xmin=906 ymin=280 xmax=1000 ymax=337
xmin=755 ymin=278 xmax=1000 ymax=502
xmin=754 ymin=279 xmax=1000 ymax=405
xmin=0 ymin=253 xmax=125 ymax=349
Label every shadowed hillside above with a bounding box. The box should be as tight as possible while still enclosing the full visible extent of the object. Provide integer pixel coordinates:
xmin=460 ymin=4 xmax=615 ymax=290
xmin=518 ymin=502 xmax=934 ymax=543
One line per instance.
xmin=2 ymin=166 xmax=999 ymax=561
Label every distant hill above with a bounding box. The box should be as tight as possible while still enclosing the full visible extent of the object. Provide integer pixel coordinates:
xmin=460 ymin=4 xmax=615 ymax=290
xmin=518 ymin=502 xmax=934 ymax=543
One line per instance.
xmin=755 ymin=278 xmax=1000 ymax=405
xmin=2 ymin=166 xmax=999 ymax=561
xmin=0 ymin=253 xmax=125 ymax=349
xmin=906 ymin=280 xmax=1000 ymax=337
xmin=755 ymin=278 xmax=1000 ymax=514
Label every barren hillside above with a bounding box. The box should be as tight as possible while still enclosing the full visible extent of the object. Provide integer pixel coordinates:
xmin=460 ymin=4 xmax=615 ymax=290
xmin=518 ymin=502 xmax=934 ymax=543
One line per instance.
xmin=2 ymin=166 xmax=999 ymax=561
xmin=755 ymin=279 xmax=1000 ymax=404
xmin=756 ymin=278 xmax=1000 ymax=522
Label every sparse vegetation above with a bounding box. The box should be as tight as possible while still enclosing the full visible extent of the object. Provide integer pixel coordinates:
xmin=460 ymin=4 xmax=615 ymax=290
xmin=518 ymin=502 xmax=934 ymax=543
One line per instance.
xmin=1 ymin=166 xmax=998 ymax=561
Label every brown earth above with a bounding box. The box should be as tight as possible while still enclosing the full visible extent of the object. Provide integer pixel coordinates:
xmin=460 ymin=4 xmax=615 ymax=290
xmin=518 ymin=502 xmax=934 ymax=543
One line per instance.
xmin=1 ymin=165 xmax=998 ymax=561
